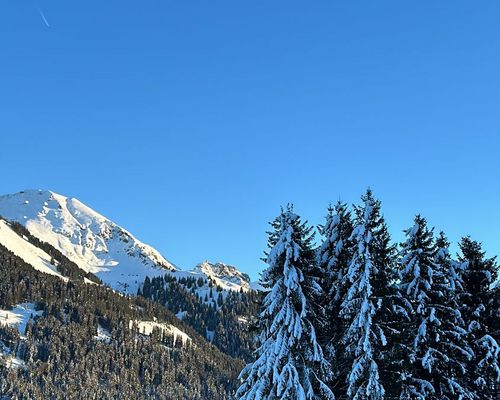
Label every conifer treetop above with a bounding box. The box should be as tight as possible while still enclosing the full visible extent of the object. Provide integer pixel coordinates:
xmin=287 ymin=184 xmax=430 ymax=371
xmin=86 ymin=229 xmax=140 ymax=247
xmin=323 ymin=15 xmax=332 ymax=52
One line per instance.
xmin=237 ymin=206 xmax=334 ymax=400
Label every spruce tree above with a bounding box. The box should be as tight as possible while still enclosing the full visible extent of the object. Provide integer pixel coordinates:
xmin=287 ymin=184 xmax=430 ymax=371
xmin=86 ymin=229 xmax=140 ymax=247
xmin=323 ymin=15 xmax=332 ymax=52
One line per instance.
xmin=368 ymin=199 xmax=399 ymax=398
xmin=237 ymin=206 xmax=334 ymax=400
xmin=317 ymin=201 xmax=354 ymax=396
xmin=490 ymin=283 xmax=500 ymax=355
xmin=397 ymin=217 xmax=475 ymax=399
xmin=340 ymin=190 xmax=395 ymax=400
xmin=458 ymin=237 xmax=500 ymax=398
xmin=431 ymin=232 xmax=474 ymax=399
xmin=397 ymin=215 xmax=438 ymax=399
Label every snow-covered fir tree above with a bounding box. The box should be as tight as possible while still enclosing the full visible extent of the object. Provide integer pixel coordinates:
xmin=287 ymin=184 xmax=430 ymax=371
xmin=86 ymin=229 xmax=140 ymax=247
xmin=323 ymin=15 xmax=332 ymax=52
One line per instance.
xmin=317 ymin=201 xmax=354 ymax=396
xmin=339 ymin=190 xmax=396 ymax=400
xmin=237 ymin=206 xmax=334 ymax=400
xmin=489 ymin=283 xmax=500 ymax=394
xmin=397 ymin=215 xmax=437 ymax=399
xmin=366 ymin=197 xmax=399 ymax=398
xmin=458 ymin=237 xmax=500 ymax=399
xmin=397 ymin=217 xmax=475 ymax=399
xmin=430 ymin=232 xmax=475 ymax=399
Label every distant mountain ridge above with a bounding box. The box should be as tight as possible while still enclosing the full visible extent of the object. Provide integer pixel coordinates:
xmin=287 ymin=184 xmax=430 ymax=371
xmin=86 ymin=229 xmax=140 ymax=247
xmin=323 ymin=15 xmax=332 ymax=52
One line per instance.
xmin=0 ymin=189 xmax=258 ymax=294
xmin=195 ymin=261 xmax=251 ymax=290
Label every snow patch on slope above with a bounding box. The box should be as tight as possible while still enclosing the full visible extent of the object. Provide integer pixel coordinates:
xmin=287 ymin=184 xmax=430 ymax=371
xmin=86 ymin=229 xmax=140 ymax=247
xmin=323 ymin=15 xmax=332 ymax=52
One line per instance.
xmin=0 ymin=341 xmax=25 ymax=369
xmin=0 ymin=303 xmax=43 ymax=338
xmin=95 ymin=324 xmax=112 ymax=343
xmin=0 ymin=303 xmax=43 ymax=369
xmin=0 ymin=220 xmax=64 ymax=279
xmin=130 ymin=319 xmax=191 ymax=346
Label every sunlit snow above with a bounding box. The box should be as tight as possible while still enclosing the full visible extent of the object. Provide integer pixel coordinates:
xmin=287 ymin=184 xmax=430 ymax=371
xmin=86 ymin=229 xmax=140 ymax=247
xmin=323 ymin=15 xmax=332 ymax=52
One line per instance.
xmin=0 ymin=303 xmax=43 ymax=338
xmin=130 ymin=319 xmax=191 ymax=346
xmin=0 ymin=220 xmax=64 ymax=279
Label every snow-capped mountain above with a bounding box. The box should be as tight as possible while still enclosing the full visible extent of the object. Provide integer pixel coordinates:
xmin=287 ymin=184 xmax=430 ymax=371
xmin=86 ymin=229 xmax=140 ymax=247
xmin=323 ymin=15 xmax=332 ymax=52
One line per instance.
xmin=0 ymin=189 xmax=258 ymax=294
xmin=0 ymin=190 xmax=176 ymax=293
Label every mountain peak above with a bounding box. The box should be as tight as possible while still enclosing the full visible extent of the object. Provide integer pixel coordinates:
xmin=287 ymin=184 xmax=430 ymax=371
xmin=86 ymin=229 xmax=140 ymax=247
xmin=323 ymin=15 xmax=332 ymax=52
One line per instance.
xmin=193 ymin=260 xmax=251 ymax=290
xmin=0 ymin=189 xmax=176 ymax=294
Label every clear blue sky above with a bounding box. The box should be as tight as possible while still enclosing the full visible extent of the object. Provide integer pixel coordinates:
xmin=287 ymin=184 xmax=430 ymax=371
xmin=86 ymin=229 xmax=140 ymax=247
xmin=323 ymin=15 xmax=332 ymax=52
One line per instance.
xmin=1 ymin=1 xmax=499 ymax=279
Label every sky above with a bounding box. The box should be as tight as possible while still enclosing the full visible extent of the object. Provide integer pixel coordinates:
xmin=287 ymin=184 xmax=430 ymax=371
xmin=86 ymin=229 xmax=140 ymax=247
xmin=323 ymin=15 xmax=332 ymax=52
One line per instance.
xmin=1 ymin=1 xmax=499 ymax=280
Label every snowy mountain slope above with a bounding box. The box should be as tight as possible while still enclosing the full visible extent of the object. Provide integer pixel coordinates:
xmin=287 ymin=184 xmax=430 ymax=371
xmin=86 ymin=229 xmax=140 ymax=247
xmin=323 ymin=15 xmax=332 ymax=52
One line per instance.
xmin=159 ymin=261 xmax=259 ymax=314
xmin=168 ymin=261 xmax=253 ymax=294
xmin=0 ymin=220 xmax=64 ymax=279
xmin=194 ymin=261 xmax=251 ymax=291
xmin=0 ymin=190 xmax=176 ymax=293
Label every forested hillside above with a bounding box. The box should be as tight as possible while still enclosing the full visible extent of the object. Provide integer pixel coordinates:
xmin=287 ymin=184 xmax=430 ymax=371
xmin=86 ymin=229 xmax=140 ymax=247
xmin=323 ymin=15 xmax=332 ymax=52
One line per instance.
xmin=138 ymin=273 xmax=261 ymax=360
xmin=0 ymin=222 xmax=243 ymax=399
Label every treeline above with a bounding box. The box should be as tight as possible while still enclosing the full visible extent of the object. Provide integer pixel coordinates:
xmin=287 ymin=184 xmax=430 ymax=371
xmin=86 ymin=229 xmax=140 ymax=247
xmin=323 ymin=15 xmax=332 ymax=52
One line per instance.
xmin=238 ymin=190 xmax=500 ymax=400
xmin=0 ymin=238 xmax=243 ymax=399
xmin=139 ymin=274 xmax=261 ymax=360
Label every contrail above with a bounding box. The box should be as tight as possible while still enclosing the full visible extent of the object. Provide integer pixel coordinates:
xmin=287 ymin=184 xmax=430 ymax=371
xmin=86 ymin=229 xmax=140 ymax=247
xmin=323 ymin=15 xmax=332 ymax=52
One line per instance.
xmin=38 ymin=8 xmax=50 ymax=27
